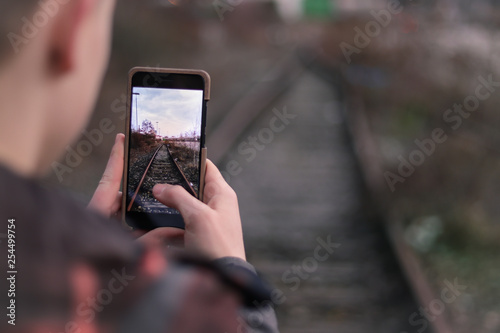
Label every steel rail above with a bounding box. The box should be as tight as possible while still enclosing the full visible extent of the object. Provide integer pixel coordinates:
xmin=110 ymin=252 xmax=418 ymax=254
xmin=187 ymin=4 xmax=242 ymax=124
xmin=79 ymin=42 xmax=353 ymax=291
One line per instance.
xmin=127 ymin=143 xmax=164 ymax=212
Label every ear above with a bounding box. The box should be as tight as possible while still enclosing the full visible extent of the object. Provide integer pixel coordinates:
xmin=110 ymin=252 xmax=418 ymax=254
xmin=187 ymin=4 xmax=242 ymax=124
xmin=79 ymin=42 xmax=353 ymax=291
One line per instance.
xmin=48 ymin=0 xmax=97 ymax=74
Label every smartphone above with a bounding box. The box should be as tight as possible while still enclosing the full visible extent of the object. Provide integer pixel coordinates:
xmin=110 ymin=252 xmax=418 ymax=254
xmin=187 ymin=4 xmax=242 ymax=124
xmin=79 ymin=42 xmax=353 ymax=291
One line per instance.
xmin=122 ymin=67 xmax=210 ymax=230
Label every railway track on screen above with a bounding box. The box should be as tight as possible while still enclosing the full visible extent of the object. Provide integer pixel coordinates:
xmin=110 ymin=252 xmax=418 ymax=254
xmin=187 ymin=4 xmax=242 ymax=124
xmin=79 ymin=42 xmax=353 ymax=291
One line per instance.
xmin=127 ymin=143 xmax=197 ymax=213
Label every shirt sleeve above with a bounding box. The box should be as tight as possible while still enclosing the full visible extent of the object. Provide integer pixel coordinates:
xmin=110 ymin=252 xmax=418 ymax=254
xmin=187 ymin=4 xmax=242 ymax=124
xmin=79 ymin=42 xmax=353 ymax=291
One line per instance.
xmin=213 ymin=257 xmax=280 ymax=333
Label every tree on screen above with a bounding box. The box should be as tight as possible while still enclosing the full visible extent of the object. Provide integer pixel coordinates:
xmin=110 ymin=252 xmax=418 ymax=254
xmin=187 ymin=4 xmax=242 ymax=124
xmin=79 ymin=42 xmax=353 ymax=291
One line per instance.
xmin=141 ymin=119 xmax=156 ymax=135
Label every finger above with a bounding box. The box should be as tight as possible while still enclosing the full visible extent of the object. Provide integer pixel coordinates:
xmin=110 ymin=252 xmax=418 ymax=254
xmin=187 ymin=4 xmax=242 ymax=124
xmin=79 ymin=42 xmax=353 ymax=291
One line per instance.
xmin=153 ymin=184 xmax=208 ymax=224
xmin=99 ymin=133 xmax=125 ymax=191
xmin=110 ymin=191 xmax=122 ymax=217
xmin=202 ymin=159 xmax=228 ymax=203
xmin=138 ymin=227 xmax=185 ymax=247
xmin=202 ymin=160 xmax=237 ymax=208
xmin=88 ymin=134 xmax=125 ymax=215
xmin=133 ymin=230 xmax=147 ymax=238
xmin=204 ymin=159 xmax=228 ymax=187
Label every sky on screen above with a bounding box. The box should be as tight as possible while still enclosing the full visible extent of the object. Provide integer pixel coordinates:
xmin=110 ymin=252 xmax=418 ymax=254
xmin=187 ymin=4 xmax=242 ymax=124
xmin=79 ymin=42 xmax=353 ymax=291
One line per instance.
xmin=132 ymin=87 xmax=203 ymax=138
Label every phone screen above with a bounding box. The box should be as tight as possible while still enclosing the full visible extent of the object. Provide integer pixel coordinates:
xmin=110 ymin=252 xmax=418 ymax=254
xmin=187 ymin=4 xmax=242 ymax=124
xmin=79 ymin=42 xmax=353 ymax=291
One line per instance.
xmin=124 ymin=70 xmax=207 ymax=230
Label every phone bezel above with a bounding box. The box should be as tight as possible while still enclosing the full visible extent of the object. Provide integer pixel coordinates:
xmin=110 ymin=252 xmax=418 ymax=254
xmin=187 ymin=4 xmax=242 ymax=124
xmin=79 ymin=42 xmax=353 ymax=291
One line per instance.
xmin=122 ymin=67 xmax=210 ymax=231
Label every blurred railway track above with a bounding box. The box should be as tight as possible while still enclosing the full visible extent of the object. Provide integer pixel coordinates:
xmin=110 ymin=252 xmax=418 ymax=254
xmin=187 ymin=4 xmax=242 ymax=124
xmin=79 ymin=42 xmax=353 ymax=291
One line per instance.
xmin=207 ymin=50 xmax=315 ymax=164
xmin=340 ymin=83 xmax=454 ymax=333
xmin=208 ymin=48 xmax=436 ymax=332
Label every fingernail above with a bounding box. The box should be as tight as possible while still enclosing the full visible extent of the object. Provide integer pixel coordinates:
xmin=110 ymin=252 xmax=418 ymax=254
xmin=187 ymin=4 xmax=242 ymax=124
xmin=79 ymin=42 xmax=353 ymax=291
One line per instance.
xmin=154 ymin=184 xmax=171 ymax=196
xmin=115 ymin=134 xmax=123 ymax=144
xmin=153 ymin=185 xmax=163 ymax=196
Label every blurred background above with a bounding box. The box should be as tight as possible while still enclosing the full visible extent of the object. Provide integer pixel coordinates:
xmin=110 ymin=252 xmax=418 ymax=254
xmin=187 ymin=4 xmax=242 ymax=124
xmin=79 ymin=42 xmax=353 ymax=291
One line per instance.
xmin=44 ymin=0 xmax=500 ymax=332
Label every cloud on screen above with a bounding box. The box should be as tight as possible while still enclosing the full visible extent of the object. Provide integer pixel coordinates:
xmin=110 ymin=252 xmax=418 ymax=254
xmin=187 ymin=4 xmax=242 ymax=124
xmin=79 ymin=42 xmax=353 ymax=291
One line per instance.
xmin=132 ymin=87 xmax=203 ymax=137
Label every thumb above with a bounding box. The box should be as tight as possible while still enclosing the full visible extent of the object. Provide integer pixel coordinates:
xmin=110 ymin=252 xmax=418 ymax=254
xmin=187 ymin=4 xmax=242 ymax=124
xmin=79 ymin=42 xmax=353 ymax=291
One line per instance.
xmin=153 ymin=184 xmax=207 ymax=222
xmin=88 ymin=134 xmax=125 ymax=216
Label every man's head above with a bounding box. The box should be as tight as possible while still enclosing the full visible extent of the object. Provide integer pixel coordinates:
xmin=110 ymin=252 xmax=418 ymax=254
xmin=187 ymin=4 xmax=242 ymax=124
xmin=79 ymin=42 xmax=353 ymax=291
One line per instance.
xmin=0 ymin=0 xmax=116 ymax=177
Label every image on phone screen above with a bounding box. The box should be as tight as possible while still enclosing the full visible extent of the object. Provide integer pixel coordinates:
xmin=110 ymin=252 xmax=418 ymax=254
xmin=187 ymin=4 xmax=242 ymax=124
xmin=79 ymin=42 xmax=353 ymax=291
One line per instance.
xmin=126 ymin=87 xmax=203 ymax=215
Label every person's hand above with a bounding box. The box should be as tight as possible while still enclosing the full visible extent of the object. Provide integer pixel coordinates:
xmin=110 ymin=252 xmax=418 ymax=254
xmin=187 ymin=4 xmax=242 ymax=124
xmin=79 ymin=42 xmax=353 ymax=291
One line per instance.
xmin=88 ymin=133 xmax=125 ymax=218
xmin=152 ymin=160 xmax=246 ymax=261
